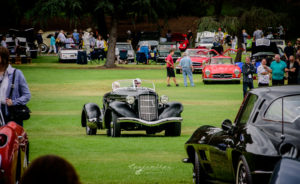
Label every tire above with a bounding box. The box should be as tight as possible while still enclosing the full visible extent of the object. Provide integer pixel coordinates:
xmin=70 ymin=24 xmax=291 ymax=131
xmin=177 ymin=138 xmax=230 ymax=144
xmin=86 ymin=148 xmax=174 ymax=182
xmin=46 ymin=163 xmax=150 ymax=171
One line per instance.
xmin=85 ymin=113 xmax=97 ymax=135
xmin=40 ymin=43 xmax=48 ymax=53
xmin=165 ymin=122 xmax=181 ymax=136
xmin=236 ymin=155 xmax=253 ymax=184
xmin=193 ymin=151 xmax=205 ymax=184
xmin=111 ymin=112 xmax=121 ymax=137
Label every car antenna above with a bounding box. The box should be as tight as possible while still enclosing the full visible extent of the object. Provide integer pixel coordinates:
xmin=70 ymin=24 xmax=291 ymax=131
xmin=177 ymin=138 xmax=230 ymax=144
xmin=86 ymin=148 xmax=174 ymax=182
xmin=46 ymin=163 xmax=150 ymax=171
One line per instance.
xmin=280 ymin=97 xmax=285 ymax=141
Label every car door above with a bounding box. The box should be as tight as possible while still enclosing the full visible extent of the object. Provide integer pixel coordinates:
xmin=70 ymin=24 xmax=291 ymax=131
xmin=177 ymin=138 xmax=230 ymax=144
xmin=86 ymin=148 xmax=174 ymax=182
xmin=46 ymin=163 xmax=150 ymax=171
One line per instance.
xmin=207 ymin=94 xmax=258 ymax=182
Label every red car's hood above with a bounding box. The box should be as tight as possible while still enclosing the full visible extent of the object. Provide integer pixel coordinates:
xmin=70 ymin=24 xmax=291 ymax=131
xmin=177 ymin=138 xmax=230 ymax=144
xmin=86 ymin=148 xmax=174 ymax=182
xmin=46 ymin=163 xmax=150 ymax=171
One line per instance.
xmin=190 ymin=57 xmax=208 ymax=63
xmin=204 ymin=64 xmax=240 ymax=74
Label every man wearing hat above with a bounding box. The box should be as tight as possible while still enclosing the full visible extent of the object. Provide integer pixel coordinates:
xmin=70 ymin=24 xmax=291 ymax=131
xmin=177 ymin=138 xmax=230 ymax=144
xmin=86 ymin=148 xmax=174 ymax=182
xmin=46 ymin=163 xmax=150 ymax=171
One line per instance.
xmin=179 ymin=52 xmax=194 ymax=87
xmin=37 ymin=30 xmax=44 ymax=55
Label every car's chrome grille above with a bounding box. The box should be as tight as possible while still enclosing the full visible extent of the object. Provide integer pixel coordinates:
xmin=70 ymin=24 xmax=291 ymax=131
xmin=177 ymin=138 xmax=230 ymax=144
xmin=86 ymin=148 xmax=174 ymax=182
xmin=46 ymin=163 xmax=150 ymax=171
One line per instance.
xmin=192 ymin=62 xmax=202 ymax=66
xmin=139 ymin=95 xmax=157 ymax=121
xmin=212 ymin=74 xmax=232 ymax=78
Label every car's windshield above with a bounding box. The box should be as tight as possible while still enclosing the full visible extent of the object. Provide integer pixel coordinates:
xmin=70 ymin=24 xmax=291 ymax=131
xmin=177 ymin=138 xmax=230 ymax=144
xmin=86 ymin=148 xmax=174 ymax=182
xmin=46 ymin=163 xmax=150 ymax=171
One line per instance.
xmin=112 ymin=79 xmax=155 ymax=91
xmin=200 ymin=37 xmax=214 ymax=43
xmin=158 ymin=44 xmax=177 ymax=50
xmin=116 ymin=44 xmax=132 ymax=50
xmin=186 ymin=49 xmax=208 ymax=57
xmin=210 ymin=58 xmax=233 ymax=65
xmin=265 ymin=95 xmax=300 ymax=123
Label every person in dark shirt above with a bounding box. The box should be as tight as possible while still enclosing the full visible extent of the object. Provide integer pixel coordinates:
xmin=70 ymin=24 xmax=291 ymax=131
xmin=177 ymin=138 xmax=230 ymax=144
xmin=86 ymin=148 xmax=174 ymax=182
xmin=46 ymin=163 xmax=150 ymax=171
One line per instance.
xmin=166 ymin=30 xmax=172 ymax=42
xmin=286 ymin=55 xmax=299 ymax=85
xmin=284 ymin=41 xmax=295 ymax=60
xmin=187 ymin=29 xmax=193 ymax=48
xmin=242 ymin=56 xmax=256 ymax=97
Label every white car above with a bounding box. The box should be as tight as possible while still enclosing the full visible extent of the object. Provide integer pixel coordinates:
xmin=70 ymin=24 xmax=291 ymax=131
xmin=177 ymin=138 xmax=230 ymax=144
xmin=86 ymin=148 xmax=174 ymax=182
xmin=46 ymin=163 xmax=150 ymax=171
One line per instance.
xmin=195 ymin=31 xmax=215 ymax=48
xmin=58 ymin=48 xmax=80 ymax=63
xmin=115 ymin=42 xmax=135 ymax=62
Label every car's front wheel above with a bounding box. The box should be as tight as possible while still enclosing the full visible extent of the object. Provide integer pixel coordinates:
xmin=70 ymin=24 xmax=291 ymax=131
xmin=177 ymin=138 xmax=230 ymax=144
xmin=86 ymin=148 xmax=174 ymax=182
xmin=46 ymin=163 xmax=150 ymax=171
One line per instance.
xmin=165 ymin=122 xmax=181 ymax=136
xmin=236 ymin=155 xmax=252 ymax=184
xmin=193 ymin=151 xmax=205 ymax=184
xmin=111 ymin=112 xmax=121 ymax=137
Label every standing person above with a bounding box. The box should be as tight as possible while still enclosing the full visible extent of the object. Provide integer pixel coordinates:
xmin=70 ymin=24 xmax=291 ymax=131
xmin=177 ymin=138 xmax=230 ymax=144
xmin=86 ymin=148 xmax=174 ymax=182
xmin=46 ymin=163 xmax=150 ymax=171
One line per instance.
xmin=284 ymin=41 xmax=295 ymax=61
xmin=72 ymin=29 xmax=79 ymax=46
xmin=231 ymin=35 xmax=237 ymax=53
xmin=242 ymin=56 xmax=256 ymax=97
xmin=270 ymin=54 xmax=287 ymax=86
xmin=57 ymin=30 xmax=66 ymax=50
xmin=1 ymin=36 xmax=7 ymax=48
xmin=48 ymin=34 xmax=56 ymax=54
xmin=215 ymin=28 xmax=224 ymax=44
xmin=166 ymin=49 xmax=179 ymax=87
xmin=242 ymin=29 xmax=248 ymax=54
xmin=0 ymin=47 xmax=31 ymax=126
xmin=37 ymin=30 xmax=43 ymax=55
xmin=166 ymin=30 xmax=172 ymax=42
xmin=179 ymin=52 xmax=194 ymax=87
xmin=82 ymin=30 xmax=91 ymax=55
xmin=286 ymin=55 xmax=299 ymax=85
xmin=257 ymin=58 xmax=272 ymax=87
xmin=187 ymin=29 xmax=193 ymax=48
xmin=253 ymin=27 xmax=263 ymax=41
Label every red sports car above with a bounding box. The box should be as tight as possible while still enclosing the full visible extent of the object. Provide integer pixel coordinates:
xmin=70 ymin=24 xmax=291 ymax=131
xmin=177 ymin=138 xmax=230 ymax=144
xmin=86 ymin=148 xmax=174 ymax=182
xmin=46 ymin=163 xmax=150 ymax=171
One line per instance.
xmin=202 ymin=52 xmax=241 ymax=84
xmin=171 ymin=33 xmax=189 ymax=52
xmin=176 ymin=49 xmax=209 ymax=74
xmin=0 ymin=120 xmax=29 ymax=184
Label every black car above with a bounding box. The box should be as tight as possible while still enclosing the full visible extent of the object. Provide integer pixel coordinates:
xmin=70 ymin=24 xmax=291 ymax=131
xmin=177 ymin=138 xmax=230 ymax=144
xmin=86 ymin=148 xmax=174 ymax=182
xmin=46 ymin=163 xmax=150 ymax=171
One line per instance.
xmin=269 ymin=158 xmax=300 ymax=184
xmin=251 ymin=38 xmax=285 ymax=65
xmin=183 ymin=86 xmax=300 ymax=184
xmin=81 ymin=79 xmax=183 ymax=137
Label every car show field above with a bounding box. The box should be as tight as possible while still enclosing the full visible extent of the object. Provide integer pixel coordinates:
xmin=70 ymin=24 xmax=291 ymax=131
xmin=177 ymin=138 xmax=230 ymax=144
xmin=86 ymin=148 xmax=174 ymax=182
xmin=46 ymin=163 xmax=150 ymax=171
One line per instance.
xmin=16 ymin=56 xmax=251 ymax=184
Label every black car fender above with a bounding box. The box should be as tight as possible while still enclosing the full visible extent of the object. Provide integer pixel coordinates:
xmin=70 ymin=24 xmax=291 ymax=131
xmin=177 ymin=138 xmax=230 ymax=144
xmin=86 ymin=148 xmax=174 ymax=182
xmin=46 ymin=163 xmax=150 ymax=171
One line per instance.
xmin=81 ymin=103 xmax=101 ymax=127
xmin=159 ymin=102 xmax=183 ymax=119
xmin=108 ymin=101 xmax=138 ymax=118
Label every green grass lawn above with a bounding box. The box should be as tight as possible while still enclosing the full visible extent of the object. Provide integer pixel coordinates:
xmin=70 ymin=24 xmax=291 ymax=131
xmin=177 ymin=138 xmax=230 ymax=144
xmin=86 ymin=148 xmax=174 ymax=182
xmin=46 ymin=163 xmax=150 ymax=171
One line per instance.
xmin=14 ymin=56 xmax=256 ymax=184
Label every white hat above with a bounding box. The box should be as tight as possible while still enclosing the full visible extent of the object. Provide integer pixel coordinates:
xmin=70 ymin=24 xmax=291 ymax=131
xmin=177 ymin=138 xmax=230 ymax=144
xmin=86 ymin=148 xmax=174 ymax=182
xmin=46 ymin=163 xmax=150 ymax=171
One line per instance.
xmin=135 ymin=78 xmax=141 ymax=83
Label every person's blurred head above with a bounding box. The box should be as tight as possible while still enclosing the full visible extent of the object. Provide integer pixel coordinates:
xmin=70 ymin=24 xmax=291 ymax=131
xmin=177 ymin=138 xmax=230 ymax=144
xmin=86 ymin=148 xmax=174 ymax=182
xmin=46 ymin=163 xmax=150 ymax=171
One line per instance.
xmin=275 ymin=54 xmax=280 ymax=62
xmin=2 ymin=36 xmax=6 ymax=41
xmin=242 ymin=29 xmax=246 ymax=33
xmin=261 ymin=58 xmax=267 ymax=65
xmin=0 ymin=46 xmax=9 ymax=70
xmin=134 ymin=78 xmax=142 ymax=87
xmin=245 ymin=56 xmax=251 ymax=64
xmin=289 ymin=55 xmax=295 ymax=63
xmin=218 ymin=27 xmax=222 ymax=32
xmin=287 ymin=41 xmax=292 ymax=46
xmin=60 ymin=30 xmax=64 ymax=33
xmin=74 ymin=29 xmax=77 ymax=33
xmin=169 ymin=49 xmax=175 ymax=55
xmin=182 ymin=52 xmax=187 ymax=57
xmin=20 ymin=155 xmax=81 ymax=184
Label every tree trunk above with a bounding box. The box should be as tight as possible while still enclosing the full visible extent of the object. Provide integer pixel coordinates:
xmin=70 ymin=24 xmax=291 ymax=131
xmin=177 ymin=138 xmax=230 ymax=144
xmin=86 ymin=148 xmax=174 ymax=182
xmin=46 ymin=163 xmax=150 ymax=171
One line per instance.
xmin=235 ymin=29 xmax=243 ymax=62
xmin=105 ymin=16 xmax=118 ymax=68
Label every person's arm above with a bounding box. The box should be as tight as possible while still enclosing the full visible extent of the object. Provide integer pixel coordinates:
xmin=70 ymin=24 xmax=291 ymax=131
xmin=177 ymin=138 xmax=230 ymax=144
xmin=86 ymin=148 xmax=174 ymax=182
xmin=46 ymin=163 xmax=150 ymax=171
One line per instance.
xmin=8 ymin=70 xmax=31 ymax=106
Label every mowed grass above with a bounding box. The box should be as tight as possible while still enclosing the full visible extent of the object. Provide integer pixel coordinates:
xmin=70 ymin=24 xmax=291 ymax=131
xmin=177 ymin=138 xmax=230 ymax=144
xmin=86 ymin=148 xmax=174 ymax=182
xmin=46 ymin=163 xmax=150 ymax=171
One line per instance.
xmin=14 ymin=56 xmax=252 ymax=184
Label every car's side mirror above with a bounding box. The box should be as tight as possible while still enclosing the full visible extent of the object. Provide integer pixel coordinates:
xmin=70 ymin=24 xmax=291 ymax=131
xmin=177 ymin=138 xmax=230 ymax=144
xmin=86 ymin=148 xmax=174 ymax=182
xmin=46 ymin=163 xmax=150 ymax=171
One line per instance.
xmin=221 ymin=119 xmax=233 ymax=131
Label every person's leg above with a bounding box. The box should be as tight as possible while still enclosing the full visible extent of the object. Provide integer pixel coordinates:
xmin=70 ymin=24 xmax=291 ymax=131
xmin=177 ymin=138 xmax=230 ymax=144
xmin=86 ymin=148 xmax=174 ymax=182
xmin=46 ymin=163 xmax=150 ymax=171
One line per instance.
xmin=280 ymin=79 xmax=284 ymax=85
xmin=173 ymin=77 xmax=178 ymax=86
xmin=243 ymin=82 xmax=248 ymax=97
xmin=249 ymin=81 xmax=254 ymax=89
xmin=187 ymin=69 xmax=194 ymax=86
xmin=182 ymin=69 xmax=188 ymax=87
xmin=53 ymin=45 xmax=57 ymax=54
xmin=167 ymin=77 xmax=170 ymax=86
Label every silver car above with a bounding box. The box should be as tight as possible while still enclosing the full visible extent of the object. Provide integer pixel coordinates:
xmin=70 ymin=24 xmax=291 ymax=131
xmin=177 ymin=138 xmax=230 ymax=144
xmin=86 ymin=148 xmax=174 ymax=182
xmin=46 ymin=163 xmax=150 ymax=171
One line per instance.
xmin=115 ymin=42 xmax=135 ymax=62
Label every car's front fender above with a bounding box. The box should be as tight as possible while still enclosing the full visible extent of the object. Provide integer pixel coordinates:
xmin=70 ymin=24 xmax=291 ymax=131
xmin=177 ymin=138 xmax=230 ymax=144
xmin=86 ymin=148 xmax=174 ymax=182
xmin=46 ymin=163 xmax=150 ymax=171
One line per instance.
xmin=82 ymin=103 xmax=101 ymax=127
xmin=159 ymin=102 xmax=183 ymax=119
xmin=108 ymin=101 xmax=137 ymax=118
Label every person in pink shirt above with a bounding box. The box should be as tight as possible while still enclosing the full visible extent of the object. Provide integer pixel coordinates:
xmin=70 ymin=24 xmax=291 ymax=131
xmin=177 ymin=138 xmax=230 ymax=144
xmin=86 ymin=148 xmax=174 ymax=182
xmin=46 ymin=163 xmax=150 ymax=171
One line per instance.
xmin=165 ymin=49 xmax=179 ymax=87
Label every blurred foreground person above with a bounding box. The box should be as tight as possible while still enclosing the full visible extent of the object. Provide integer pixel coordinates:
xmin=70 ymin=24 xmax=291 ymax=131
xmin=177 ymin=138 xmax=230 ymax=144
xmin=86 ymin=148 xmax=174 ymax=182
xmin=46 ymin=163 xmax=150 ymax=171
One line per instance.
xmin=21 ymin=155 xmax=81 ymax=184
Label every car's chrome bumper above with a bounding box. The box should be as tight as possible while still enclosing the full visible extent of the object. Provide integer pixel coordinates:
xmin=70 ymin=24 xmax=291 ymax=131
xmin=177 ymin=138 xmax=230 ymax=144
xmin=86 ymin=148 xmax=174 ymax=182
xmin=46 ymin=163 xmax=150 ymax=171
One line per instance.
xmin=203 ymin=78 xmax=240 ymax=81
xmin=117 ymin=117 xmax=183 ymax=126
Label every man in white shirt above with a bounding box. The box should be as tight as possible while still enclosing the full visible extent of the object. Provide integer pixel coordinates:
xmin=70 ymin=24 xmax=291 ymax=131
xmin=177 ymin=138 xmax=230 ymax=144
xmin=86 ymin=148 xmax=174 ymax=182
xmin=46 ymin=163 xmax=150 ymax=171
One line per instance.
xmin=257 ymin=58 xmax=272 ymax=87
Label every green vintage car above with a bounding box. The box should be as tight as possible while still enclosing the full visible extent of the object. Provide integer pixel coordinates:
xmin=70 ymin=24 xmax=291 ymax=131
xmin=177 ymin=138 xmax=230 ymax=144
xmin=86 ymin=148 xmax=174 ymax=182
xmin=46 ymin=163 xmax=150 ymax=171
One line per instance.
xmin=157 ymin=42 xmax=181 ymax=63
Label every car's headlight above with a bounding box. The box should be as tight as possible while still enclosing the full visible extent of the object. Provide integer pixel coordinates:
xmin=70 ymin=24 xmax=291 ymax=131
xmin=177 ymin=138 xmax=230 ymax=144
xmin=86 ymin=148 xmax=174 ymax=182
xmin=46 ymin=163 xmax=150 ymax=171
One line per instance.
xmin=234 ymin=69 xmax=240 ymax=76
xmin=126 ymin=96 xmax=135 ymax=104
xmin=183 ymin=44 xmax=186 ymax=47
xmin=205 ymin=70 xmax=210 ymax=77
xmin=160 ymin=95 xmax=169 ymax=104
